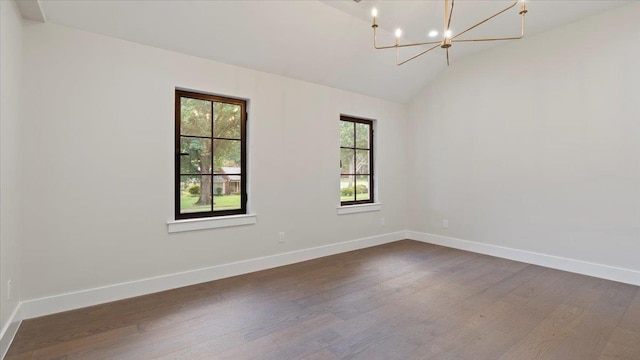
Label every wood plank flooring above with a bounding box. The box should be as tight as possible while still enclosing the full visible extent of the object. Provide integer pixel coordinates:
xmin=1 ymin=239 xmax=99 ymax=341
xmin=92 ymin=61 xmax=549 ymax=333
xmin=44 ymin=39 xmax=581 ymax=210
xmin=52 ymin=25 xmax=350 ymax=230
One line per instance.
xmin=6 ymin=240 xmax=640 ymax=360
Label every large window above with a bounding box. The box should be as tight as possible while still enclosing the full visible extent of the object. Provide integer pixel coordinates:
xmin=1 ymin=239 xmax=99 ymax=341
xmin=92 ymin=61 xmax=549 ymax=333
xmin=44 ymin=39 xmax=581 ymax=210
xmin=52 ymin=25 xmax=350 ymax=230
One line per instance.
xmin=340 ymin=116 xmax=374 ymax=205
xmin=175 ymin=90 xmax=247 ymax=219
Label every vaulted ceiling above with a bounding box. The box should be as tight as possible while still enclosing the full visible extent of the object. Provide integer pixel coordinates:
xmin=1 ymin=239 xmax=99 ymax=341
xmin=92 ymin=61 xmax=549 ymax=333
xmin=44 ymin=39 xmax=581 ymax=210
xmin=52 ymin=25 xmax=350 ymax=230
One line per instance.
xmin=29 ymin=0 xmax=630 ymax=103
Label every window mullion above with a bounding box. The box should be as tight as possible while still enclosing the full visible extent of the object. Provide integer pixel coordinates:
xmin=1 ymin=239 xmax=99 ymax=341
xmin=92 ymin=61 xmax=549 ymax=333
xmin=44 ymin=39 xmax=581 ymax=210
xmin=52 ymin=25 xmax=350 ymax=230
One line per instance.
xmin=353 ymin=123 xmax=357 ymax=201
xmin=210 ymin=101 xmax=215 ymax=213
xmin=370 ymin=122 xmax=374 ymax=203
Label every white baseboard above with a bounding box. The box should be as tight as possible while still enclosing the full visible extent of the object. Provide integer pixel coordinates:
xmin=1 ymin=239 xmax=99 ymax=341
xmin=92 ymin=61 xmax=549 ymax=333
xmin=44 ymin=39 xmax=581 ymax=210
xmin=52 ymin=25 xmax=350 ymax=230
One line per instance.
xmin=0 ymin=305 xmax=21 ymax=360
xmin=408 ymin=231 xmax=640 ymax=286
xmin=19 ymin=231 xmax=407 ymax=321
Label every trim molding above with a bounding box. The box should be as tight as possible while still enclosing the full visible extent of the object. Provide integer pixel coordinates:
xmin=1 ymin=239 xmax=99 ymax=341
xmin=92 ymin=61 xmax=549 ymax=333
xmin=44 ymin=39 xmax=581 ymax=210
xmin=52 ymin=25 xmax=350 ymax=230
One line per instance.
xmin=19 ymin=231 xmax=406 ymax=320
xmin=337 ymin=203 xmax=383 ymax=215
xmin=0 ymin=305 xmax=21 ymax=360
xmin=167 ymin=214 xmax=257 ymax=233
xmin=15 ymin=0 xmax=46 ymax=22
xmin=408 ymin=231 xmax=640 ymax=286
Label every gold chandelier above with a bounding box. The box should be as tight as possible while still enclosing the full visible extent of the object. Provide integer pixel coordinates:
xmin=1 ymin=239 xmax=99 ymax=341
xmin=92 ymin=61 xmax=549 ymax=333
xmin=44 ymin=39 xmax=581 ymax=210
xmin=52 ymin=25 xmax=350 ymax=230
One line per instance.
xmin=371 ymin=0 xmax=528 ymax=66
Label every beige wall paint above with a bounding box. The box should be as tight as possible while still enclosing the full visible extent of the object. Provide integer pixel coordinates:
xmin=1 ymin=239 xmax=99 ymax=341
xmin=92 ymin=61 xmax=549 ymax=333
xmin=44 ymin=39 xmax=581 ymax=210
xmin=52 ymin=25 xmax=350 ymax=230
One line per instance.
xmin=19 ymin=22 xmax=408 ymax=300
xmin=1 ymin=0 xmax=24 ymax=335
xmin=407 ymin=3 xmax=640 ymax=270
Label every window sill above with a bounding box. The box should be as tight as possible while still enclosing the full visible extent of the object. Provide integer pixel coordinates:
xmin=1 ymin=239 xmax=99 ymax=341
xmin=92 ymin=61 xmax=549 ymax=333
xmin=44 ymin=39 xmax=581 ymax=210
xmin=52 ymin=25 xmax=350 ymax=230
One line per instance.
xmin=337 ymin=203 xmax=382 ymax=215
xmin=167 ymin=214 xmax=257 ymax=233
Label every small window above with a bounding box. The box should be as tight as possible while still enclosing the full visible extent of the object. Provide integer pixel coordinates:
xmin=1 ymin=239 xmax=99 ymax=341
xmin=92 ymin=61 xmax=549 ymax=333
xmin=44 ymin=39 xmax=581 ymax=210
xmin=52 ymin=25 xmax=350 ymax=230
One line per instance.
xmin=175 ymin=90 xmax=247 ymax=219
xmin=340 ymin=115 xmax=374 ymax=205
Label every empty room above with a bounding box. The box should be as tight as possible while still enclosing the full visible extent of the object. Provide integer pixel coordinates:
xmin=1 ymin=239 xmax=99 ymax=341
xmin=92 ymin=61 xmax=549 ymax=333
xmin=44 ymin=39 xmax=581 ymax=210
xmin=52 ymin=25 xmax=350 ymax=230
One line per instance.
xmin=1 ymin=0 xmax=639 ymax=359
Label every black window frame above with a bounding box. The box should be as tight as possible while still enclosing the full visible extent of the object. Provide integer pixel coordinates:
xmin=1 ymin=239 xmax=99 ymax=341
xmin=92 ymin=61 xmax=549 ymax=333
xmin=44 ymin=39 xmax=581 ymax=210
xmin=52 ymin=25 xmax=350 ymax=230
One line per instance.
xmin=175 ymin=89 xmax=247 ymax=220
xmin=340 ymin=115 xmax=374 ymax=206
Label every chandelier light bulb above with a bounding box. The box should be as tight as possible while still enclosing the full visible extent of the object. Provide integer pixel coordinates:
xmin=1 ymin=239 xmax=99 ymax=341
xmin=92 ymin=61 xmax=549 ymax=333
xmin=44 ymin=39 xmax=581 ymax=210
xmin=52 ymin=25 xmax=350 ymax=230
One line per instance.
xmin=395 ymin=28 xmax=402 ymax=38
xmin=428 ymin=30 xmax=439 ymax=38
xmin=519 ymin=0 xmax=528 ymax=14
xmin=371 ymin=8 xmax=378 ymax=17
xmin=445 ymin=30 xmax=452 ymax=38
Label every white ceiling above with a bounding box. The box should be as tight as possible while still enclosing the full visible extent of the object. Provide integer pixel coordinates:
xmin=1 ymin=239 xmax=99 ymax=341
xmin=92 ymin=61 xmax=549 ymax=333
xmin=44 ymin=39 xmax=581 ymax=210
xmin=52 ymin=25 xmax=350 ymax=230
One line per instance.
xmin=35 ymin=0 xmax=630 ymax=103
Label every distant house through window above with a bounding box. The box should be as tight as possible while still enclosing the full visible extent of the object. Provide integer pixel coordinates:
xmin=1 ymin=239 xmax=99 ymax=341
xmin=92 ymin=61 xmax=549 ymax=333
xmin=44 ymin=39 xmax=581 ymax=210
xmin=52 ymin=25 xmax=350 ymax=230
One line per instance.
xmin=214 ymin=167 xmax=241 ymax=196
xmin=175 ymin=90 xmax=247 ymax=219
xmin=340 ymin=115 xmax=374 ymax=205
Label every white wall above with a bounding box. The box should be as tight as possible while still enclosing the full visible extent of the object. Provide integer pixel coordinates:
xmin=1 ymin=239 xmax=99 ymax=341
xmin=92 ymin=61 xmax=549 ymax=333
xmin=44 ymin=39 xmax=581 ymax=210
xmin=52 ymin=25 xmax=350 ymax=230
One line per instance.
xmin=1 ymin=0 xmax=23 ymax=340
xmin=407 ymin=3 xmax=640 ymax=271
xmin=19 ymin=22 xmax=407 ymax=301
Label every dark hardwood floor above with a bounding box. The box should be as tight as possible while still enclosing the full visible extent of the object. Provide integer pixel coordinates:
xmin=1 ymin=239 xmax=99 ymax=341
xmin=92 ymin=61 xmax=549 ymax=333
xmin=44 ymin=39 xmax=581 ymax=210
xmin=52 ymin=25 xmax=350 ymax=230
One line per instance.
xmin=6 ymin=240 xmax=640 ymax=359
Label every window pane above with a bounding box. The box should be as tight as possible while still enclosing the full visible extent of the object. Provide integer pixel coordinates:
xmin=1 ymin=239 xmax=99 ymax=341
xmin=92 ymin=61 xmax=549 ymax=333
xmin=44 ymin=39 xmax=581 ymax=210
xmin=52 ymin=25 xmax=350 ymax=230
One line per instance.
xmin=180 ymin=175 xmax=212 ymax=213
xmin=180 ymin=137 xmax=212 ymax=174
xmin=213 ymin=139 xmax=241 ymax=172
xmin=355 ymin=122 xmax=370 ymax=149
xmin=340 ymin=148 xmax=354 ymax=174
xmin=176 ymin=91 xmax=247 ymax=220
xmin=213 ymin=102 xmax=241 ymax=139
xmin=180 ymin=98 xmax=211 ymax=137
xmin=213 ymin=176 xmax=242 ymax=211
xmin=340 ymin=121 xmax=354 ymax=147
xmin=340 ymin=175 xmax=355 ymax=202
xmin=355 ymin=175 xmax=370 ymax=201
xmin=338 ymin=117 xmax=373 ymax=205
xmin=355 ymin=149 xmax=370 ymax=175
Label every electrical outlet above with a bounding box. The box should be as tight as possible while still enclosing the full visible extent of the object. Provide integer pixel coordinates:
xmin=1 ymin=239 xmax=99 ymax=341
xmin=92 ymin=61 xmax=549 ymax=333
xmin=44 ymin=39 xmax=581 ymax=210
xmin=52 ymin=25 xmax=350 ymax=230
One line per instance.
xmin=7 ymin=279 xmax=12 ymax=300
xmin=442 ymin=219 xmax=449 ymax=229
xmin=278 ymin=232 xmax=285 ymax=244
xmin=380 ymin=218 xmax=385 ymax=227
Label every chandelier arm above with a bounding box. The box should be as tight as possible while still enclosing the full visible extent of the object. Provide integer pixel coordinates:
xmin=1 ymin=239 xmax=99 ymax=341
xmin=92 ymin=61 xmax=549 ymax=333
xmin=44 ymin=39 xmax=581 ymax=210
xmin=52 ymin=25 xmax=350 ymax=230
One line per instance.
xmin=395 ymin=41 xmax=442 ymax=49
xmin=396 ymin=43 xmax=441 ymax=66
xmin=451 ymin=14 xmax=526 ymax=42
xmin=451 ymin=0 xmax=519 ymax=41
xmin=373 ymin=27 xmax=441 ymax=49
xmin=452 ymin=35 xmax=522 ymax=42
xmin=447 ymin=0 xmax=455 ymax=31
